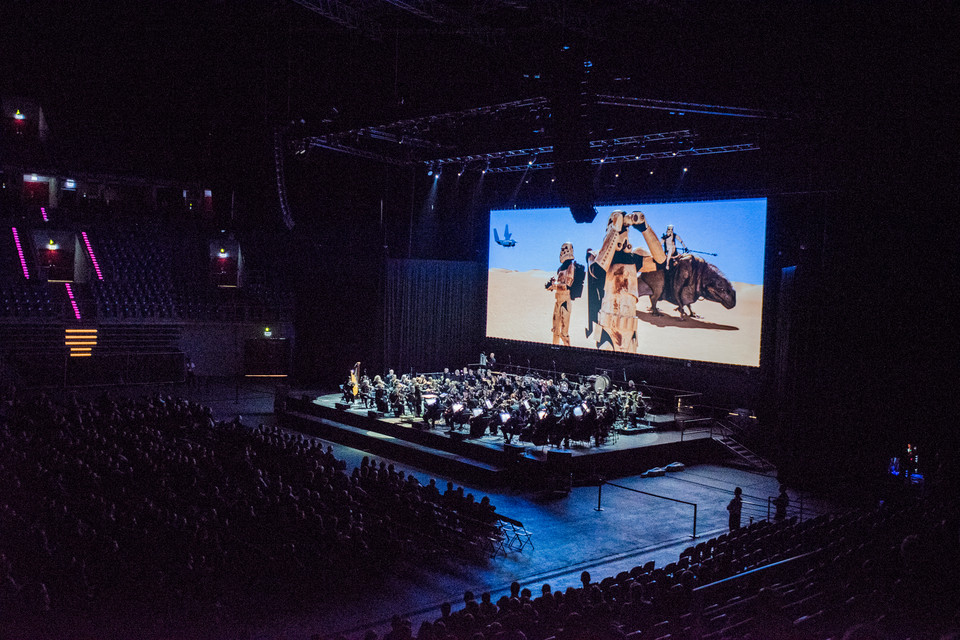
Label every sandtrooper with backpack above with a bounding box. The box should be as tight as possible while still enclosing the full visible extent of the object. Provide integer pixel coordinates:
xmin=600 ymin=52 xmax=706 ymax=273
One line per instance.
xmin=545 ymin=242 xmax=585 ymax=346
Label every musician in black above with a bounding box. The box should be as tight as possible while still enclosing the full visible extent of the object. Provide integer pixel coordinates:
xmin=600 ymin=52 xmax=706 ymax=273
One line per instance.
xmin=359 ymin=375 xmax=373 ymax=408
xmin=411 ymin=381 xmax=423 ymax=417
xmin=341 ymin=377 xmax=356 ymax=404
xmin=366 ymin=365 xmax=657 ymax=448
xmin=423 ymin=394 xmax=441 ymax=428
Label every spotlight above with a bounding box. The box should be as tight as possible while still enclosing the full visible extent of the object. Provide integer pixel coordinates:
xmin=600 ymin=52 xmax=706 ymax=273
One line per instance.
xmin=649 ymin=171 xmax=654 ymax=175
xmin=427 ymin=168 xmax=434 ymax=176
xmin=683 ymin=167 xmax=688 ymax=172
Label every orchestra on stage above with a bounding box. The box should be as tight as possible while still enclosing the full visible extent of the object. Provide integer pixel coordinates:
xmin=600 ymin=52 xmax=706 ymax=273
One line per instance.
xmin=341 ymin=362 xmax=658 ymax=448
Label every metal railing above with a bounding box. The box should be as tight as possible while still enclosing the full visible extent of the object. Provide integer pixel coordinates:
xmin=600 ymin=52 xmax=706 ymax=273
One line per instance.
xmin=596 ymin=479 xmax=699 ymax=539
xmin=767 ymin=493 xmax=805 ymax=522
xmin=678 ymin=416 xmax=714 ymax=441
xmin=692 ymin=547 xmax=823 ymax=597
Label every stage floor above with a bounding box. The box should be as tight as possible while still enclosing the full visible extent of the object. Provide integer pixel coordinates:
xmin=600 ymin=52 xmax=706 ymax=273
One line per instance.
xmin=312 ymin=392 xmax=711 ymax=460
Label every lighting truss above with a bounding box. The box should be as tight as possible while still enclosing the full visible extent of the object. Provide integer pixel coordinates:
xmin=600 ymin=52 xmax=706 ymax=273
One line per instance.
xmin=586 ymin=142 xmax=760 ymax=165
xmin=298 ymin=95 xmax=770 ymax=170
xmin=288 ymin=0 xmax=383 ymax=39
xmin=427 ymin=130 xmax=697 ymax=170
xmin=304 ymin=137 xmax=407 ymax=166
xmin=301 ymin=97 xmax=550 ymax=162
xmin=381 ymin=0 xmax=448 ymax=23
xmin=324 ymin=97 xmax=549 ymax=140
xmin=595 ymin=94 xmax=794 ymax=120
xmin=378 ymin=0 xmax=506 ymax=47
xmin=481 ymin=142 xmax=759 ymax=173
xmin=274 ymin=129 xmax=296 ymax=229
xmin=361 ymin=128 xmax=442 ymax=150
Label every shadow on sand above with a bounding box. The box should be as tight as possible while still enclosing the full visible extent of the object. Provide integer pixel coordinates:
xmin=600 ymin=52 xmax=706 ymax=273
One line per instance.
xmin=636 ymin=309 xmax=739 ymax=331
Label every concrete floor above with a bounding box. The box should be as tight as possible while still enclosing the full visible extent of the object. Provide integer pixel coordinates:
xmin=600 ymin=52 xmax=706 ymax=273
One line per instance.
xmin=107 ymin=379 xmax=836 ymax=640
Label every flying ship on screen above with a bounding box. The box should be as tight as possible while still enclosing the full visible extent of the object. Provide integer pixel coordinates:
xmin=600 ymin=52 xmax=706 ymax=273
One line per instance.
xmin=494 ymin=225 xmax=516 ymax=247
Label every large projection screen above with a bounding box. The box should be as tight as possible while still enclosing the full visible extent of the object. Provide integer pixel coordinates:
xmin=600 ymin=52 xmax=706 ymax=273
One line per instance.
xmin=486 ymin=198 xmax=767 ymax=367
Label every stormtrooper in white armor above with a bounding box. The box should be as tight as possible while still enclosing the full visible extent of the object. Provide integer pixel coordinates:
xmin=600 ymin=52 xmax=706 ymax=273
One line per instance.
xmin=591 ymin=210 xmax=666 ymax=352
xmin=545 ymin=242 xmax=577 ymax=346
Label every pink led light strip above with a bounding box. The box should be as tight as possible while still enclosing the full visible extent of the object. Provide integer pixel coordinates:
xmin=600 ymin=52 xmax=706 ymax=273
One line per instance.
xmin=80 ymin=232 xmax=103 ymax=280
xmin=64 ymin=283 xmax=81 ymax=320
xmin=40 ymin=207 xmax=48 ymax=222
xmin=11 ymin=227 xmax=29 ymax=279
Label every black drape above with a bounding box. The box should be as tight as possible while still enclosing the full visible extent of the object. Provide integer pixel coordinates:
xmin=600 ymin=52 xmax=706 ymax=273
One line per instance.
xmin=384 ymin=259 xmax=484 ymax=374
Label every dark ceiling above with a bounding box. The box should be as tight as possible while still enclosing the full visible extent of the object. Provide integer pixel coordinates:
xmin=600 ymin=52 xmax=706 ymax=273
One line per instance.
xmin=0 ymin=0 xmax=948 ymax=183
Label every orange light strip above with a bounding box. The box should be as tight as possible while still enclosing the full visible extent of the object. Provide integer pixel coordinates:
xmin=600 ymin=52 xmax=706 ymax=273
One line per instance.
xmin=244 ymin=374 xmax=289 ymax=378
xmin=70 ymin=353 xmax=92 ymax=357
xmin=65 ymin=341 xmax=97 ymax=346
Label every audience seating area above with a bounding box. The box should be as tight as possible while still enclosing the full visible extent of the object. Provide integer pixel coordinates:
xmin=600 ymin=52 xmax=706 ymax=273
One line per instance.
xmin=353 ymin=489 xmax=959 ymax=640
xmin=0 ymin=392 xmax=505 ymax=636
xmin=0 ymin=281 xmax=61 ymax=318
xmin=1 ymin=218 xmax=291 ymax=324
xmin=88 ymin=225 xmax=183 ymax=320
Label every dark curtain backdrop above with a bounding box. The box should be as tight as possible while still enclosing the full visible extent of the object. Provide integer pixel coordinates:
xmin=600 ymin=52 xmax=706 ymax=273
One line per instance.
xmin=385 ymin=259 xmax=484 ymax=374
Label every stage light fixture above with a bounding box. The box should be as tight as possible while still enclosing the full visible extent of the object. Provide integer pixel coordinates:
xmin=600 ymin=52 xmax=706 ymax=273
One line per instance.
xmin=683 ymin=167 xmax=688 ymax=172
xmin=427 ymin=168 xmax=434 ymax=176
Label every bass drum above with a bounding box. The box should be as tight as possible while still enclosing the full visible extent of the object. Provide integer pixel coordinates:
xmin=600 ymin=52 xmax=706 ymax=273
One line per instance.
xmin=593 ymin=374 xmax=611 ymax=394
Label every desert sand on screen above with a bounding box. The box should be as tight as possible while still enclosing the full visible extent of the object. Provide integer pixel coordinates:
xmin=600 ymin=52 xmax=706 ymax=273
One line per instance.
xmin=486 ymin=268 xmax=763 ymax=367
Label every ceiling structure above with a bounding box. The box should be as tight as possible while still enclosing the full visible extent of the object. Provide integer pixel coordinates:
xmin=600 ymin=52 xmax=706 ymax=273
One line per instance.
xmin=281 ymin=0 xmax=809 ymax=178
xmin=297 ymin=93 xmax=790 ymax=174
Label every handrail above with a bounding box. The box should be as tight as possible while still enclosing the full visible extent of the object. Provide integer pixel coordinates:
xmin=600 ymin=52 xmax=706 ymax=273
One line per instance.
xmin=767 ymin=493 xmax=805 ymax=522
xmin=678 ymin=416 xmax=712 ymax=442
xmin=597 ymin=480 xmax=698 ymax=538
xmin=692 ymin=548 xmax=822 ymax=594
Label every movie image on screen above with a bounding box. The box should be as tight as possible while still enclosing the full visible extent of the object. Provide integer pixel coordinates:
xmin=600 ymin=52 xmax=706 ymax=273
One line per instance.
xmin=486 ymin=198 xmax=766 ymax=367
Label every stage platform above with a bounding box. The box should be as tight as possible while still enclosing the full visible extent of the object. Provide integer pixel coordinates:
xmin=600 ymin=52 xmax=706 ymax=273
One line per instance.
xmin=280 ymin=392 xmax=724 ymax=487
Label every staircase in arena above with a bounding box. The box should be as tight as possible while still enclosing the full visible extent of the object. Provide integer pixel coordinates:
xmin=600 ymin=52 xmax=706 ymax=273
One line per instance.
xmin=712 ymin=419 xmax=776 ymax=473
